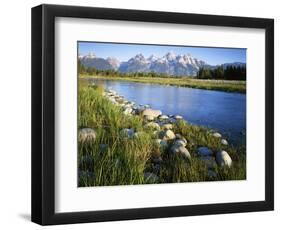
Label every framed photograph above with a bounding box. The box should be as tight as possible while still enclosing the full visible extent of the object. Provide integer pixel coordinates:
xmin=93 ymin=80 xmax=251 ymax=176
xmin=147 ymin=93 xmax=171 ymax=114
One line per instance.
xmin=31 ymin=4 xmax=274 ymax=225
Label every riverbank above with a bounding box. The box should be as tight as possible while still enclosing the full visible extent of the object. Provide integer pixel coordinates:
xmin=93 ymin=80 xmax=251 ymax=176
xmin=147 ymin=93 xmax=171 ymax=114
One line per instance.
xmin=78 ymin=84 xmax=246 ymax=187
xmin=79 ymin=74 xmax=246 ymax=93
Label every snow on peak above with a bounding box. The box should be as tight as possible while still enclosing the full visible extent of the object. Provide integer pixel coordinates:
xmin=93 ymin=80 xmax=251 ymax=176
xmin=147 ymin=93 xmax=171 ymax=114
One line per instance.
xmin=164 ymin=52 xmax=177 ymax=61
xmin=148 ymin=54 xmax=158 ymax=62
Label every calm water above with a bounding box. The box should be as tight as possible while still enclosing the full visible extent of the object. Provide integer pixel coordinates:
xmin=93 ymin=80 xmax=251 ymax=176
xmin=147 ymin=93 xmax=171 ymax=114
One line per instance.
xmin=88 ymin=79 xmax=246 ymax=145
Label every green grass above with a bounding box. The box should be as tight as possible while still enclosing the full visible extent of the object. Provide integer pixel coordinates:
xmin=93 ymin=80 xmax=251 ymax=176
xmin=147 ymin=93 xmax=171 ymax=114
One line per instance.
xmin=80 ymin=74 xmax=246 ymax=93
xmin=78 ymin=85 xmax=246 ymax=187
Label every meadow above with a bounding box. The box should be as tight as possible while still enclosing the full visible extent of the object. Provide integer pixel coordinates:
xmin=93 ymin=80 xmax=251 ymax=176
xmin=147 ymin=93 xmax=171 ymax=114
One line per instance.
xmin=80 ymin=74 xmax=246 ymax=93
xmin=78 ymin=84 xmax=246 ymax=187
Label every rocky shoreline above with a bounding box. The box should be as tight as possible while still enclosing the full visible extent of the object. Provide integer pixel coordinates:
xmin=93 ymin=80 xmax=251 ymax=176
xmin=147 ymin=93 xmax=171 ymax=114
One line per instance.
xmin=79 ymin=87 xmax=233 ymax=183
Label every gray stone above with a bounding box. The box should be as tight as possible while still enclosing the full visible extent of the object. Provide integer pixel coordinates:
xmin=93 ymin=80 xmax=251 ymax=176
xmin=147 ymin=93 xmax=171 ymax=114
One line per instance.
xmin=78 ymin=128 xmax=97 ymax=143
xmin=158 ymin=115 xmax=169 ymax=120
xmin=120 ymin=128 xmax=134 ymax=138
xmin=216 ymin=150 xmax=232 ymax=168
xmin=175 ymin=134 xmax=182 ymax=139
xmin=141 ymin=108 xmax=162 ymax=118
xmin=197 ymin=147 xmax=213 ymax=157
xmin=123 ymin=107 xmax=133 ymax=115
xmin=221 ymin=139 xmax=228 ymax=145
xmin=162 ymin=123 xmax=173 ymax=130
xmin=144 ymin=122 xmax=161 ymax=130
xmin=154 ymin=139 xmax=168 ymax=149
xmin=144 ymin=115 xmax=155 ymax=121
xmin=170 ymin=145 xmax=191 ymax=160
xmin=159 ymin=129 xmax=176 ymax=140
xmin=212 ymin=132 xmax=222 ymax=138
xmin=174 ymin=139 xmax=187 ymax=147
xmin=174 ymin=115 xmax=183 ymax=120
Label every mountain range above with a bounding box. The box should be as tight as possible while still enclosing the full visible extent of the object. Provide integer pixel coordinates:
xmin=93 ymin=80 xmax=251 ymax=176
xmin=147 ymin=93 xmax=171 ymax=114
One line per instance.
xmin=79 ymin=52 xmax=245 ymax=77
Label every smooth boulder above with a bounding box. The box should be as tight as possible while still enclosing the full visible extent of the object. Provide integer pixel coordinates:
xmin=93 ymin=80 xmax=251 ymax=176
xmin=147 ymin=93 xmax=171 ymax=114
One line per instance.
xmin=123 ymin=107 xmax=133 ymax=115
xmin=174 ymin=115 xmax=183 ymax=120
xmin=221 ymin=139 xmax=228 ymax=145
xmin=162 ymin=123 xmax=173 ymax=130
xmin=170 ymin=145 xmax=191 ymax=160
xmin=144 ymin=122 xmax=161 ymax=131
xmin=216 ymin=150 xmax=232 ymax=168
xmin=78 ymin=128 xmax=97 ymax=143
xmin=159 ymin=129 xmax=176 ymax=140
xmin=144 ymin=115 xmax=155 ymax=121
xmin=212 ymin=132 xmax=222 ymax=138
xmin=154 ymin=139 xmax=168 ymax=149
xmin=158 ymin=115 xmax=169 ymax=120
xmin=197 ymin=147 xmax=213 ymax=157
xmin=174 ymin=139 xmax=187 ymax=147
xmin=141 ymin=108 xmax=162 ymax=119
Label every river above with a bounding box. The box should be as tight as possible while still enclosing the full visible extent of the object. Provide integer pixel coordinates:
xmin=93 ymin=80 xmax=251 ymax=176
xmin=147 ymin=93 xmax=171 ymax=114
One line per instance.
xmin=86 ymin=78 xmax=246 ymax=145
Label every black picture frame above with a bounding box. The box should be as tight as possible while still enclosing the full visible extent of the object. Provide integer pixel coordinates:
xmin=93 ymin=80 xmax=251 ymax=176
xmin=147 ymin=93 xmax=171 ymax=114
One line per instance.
xmin=31 ymin=4 xmax=274 ymax=225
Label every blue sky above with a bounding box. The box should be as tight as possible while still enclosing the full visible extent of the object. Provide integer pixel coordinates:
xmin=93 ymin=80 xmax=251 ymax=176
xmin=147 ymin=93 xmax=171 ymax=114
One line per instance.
xmin=78 ymin=41 xmax=246 ymax=65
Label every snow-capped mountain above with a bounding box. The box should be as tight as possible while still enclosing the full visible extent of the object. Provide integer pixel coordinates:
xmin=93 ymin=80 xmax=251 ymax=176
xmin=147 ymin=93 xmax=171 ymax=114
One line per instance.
xmin=106 ymin=57 xmax=120 ymax=70
xmin=119 ymin=54 xmax=149 ymax=73
xmin=118 ymin=52 xmax=207 ymax=76
xmin=78 ymin=52 xmax=245 ymax=76
xmin=79 ymin=53 xmax=119 ymax=71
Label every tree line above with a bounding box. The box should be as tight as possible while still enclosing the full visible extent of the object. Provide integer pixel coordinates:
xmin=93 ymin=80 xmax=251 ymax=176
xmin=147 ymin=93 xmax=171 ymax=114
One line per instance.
xmin=79 ymin=59 xmax=246 ymax=81
xmin=78 ymin=60 xmax=176 ymax=78
xmin=196 ymin=65 xmax=246 ymax=80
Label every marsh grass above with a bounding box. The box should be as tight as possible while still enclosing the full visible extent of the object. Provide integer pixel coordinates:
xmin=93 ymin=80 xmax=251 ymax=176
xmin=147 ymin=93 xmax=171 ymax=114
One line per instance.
xmin=80 ymin=75 xmax=246 ymax=93
xmin=78 ymin=85 xmax=246 ymax=187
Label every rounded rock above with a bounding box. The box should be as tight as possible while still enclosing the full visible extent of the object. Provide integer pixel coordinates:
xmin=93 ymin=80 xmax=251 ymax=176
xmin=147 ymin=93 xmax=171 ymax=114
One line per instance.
xmin=174 ymin=115 xmax=183 ymax=120
xmin=123 ymin=107 xmax=133 ymax=115
xmin=170 ymin=145 xmax=191 ymax=160
xmin=141 ymin=108 xmax=162 ymax=118
xmin=221 ymin=139 xmax=228 ymax=145
xmin=212 ymin=132 xmax=222 ymax=138
xmin=144 ymin=115 xmax=155 ymax=121
xmin=216 ymin=150 xmax=232 ymax=168
xmin=158 ymin=115 xmax=169 ymax=120
xmin=162 ymin=123 xmax=173 ymax=130
xmin=174 ymin=139 xmax=187 ymax=147
xmin=159 ymin=129 xmax=176 ymax=140
xmin=144 ymin=122 xmax=161 ymax=131
xmin=78 ymin=128 xmax=97 ymax=143
xmin=197 ymin=147 xmax=213 ymax=157
xmin=154 ymin=139 xmax=168 ymax=149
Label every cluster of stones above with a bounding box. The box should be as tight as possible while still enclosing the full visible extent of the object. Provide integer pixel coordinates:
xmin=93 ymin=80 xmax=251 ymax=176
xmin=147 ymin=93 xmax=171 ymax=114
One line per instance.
xmin=79 ymin=88 xmax=233 ymax=183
